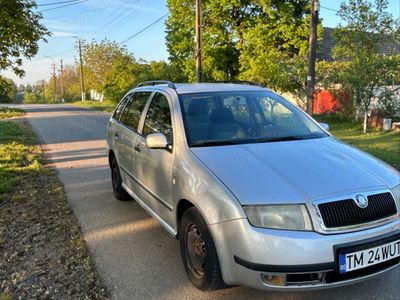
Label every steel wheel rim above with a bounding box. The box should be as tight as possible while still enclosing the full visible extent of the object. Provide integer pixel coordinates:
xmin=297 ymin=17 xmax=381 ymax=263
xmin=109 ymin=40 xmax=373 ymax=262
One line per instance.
xmin=112 ymin=167 xmax=120 ymax=191
xmin=185 ymin=223 xmax=206 ymax=278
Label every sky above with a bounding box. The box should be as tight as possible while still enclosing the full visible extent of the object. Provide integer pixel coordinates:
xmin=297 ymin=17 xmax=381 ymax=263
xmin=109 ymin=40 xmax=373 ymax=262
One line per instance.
xmin=1 ymin=0 xmax=399 ymax=86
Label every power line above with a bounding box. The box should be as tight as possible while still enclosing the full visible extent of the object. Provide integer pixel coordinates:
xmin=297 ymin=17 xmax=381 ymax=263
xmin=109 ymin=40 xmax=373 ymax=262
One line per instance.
xmin=39 ymin=0 xmax=91 ymax=13
xmin=44 ymin=48 xmax=75 ymax=57
xmin=37 ymin=0 xmax=82 ymax=7
xmin=100 ymin=1 xmax=145 ymax=36
xmin=95 ymin=2 xmax=128 ymax=34
xmin=105 ymin=9 xmax=142 ymax=35
xmin=119 ymin=13 xmax=169 ymax=45
xmin=320 ymin=5 xmax=338 ymax=13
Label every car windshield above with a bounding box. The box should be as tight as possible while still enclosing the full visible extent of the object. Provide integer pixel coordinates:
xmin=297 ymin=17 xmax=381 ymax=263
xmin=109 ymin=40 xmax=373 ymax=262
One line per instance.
xmin=179 ymin=91 xmax=328 ymax=147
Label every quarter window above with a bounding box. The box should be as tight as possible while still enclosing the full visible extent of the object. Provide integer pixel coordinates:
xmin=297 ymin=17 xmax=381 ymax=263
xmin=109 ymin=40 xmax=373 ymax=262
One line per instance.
xmin=120 ymin=92 xmax=152 ymax=131
xmin=142 ymin=93 xmax=173 ymax=143
xmin=113 ymin=94 xmax=131 ymax=120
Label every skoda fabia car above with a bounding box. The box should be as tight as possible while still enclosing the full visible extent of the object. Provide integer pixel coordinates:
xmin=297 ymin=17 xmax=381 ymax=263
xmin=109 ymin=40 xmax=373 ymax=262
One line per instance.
xmin=106 ymin=81 xmax=400 ymax=291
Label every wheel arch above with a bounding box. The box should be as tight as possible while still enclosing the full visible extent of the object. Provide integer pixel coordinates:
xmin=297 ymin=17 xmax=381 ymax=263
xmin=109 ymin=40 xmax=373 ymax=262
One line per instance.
xmin=175 ymin=199 xmax=195 ymax=239
xmin=108 ymin=149 xmax=116 ymax=168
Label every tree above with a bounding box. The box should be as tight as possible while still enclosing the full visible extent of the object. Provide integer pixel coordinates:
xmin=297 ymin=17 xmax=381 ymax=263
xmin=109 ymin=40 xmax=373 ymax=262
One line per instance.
xmin=0 ymin=76 xmax=17 ymax=103
xmin=102 ymin=56 xmax=149 ymax=102
xmin=166 ymin=0 xmax=262 ymax=81
xmin=332 ymin=0 xmax=399 ymax=133
xmin=166 ymin=0 xmax=318 ymax=107
xmin=0 ymin=0 xmax=49 ymax=78
xmin=239 ymin=0 xmax=321 ymax=108
xmin=148 ymin=60 xmax=187 ymax=82
xmin=81 ymin=40 xmax=135 ymax=96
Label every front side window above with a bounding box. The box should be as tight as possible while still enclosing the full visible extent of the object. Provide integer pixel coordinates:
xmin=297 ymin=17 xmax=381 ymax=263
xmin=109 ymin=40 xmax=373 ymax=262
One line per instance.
xmin=142 ymin=93 xmax=173 ymax=143
xmin=179 ymin=91 xmax=327 ymax=147
xmin=120 ymin=92 xmax=152 ymax=131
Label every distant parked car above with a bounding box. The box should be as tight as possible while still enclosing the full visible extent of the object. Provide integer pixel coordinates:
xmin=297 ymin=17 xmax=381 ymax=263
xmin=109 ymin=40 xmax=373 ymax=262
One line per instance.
xmin=106 ymin=81 xmax=399 ymax=291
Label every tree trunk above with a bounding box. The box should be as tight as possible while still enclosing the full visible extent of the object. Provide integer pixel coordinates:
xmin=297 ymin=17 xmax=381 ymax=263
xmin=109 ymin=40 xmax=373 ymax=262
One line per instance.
xmin=363 ymin=111 xmax=368 ymax=134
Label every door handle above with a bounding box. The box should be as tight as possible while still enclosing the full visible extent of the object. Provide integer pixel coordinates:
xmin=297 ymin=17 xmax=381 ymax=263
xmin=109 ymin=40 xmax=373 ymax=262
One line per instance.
xmin=134 ymin=145 xmax=141 ymax=152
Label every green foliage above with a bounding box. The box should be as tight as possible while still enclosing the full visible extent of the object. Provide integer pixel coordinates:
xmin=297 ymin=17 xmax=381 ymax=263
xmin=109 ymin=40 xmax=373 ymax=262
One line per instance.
xmin=166 ymin=0 xmax=264 ymax=81
xmin=102 ymin=56 xmax=149 ymax=102
xmin=239 ymin=0 xmax=323 ymax=108
xmin=166 ymin=0 xmax=319 ymax=107
xmin=23 ymin=91 xmax=44 ymax=103
xmin=0 ymin=293 xmax=12 ymax=300
xmin=330 ymin=0 xmax=399 ymax=132
xmin=0 ymin=108 xmax=24 ymax=119
xmin=71 ymin=100 xmax=116 ymax=112
xmin=0 ymin=77 xmax=17 ymax=103
xmin=81 ymin=40 xmax=134 ymax=93
xmin=0 ymin=121 xmax=42 ymax=199
xmin=0 ymin=0 xmax=50 ymax=77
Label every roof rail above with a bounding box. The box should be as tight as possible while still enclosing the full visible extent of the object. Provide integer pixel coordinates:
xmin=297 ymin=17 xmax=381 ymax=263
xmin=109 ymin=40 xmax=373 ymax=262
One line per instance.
xmin=213 ymin=80 xmax=264 ymax=87
xmin=136 ymin=80 xmax=176 ymax=89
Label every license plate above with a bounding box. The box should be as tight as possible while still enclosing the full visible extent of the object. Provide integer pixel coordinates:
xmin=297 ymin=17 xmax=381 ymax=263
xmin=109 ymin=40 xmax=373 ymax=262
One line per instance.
xmin=339 ymin=239 xmax=400 ymax=273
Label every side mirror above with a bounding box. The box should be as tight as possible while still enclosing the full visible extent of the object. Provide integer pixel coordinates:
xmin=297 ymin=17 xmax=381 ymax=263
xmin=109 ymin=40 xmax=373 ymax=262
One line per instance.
xmin=319 ymin=122 xmax=330 ymax=132
xmin=146 ymin=133 xmax=168 ymax=149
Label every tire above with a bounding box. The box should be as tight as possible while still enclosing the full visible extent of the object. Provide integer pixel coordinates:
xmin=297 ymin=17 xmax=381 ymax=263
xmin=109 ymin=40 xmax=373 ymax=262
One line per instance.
xmin=111 ymin=158 xmax=131 ymax=201
xmin=179 ymin=207 xmax=227 ymax=291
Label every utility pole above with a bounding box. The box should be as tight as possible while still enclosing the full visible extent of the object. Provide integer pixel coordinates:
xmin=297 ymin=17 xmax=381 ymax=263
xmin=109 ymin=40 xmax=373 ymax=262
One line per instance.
xmin=306 ymin=0 xmax=319 ymax=116
xmin=77 ymin=38 xmax=85 ymax=101
xmin=60 ymin=59 xmax=65 ymax=103
xmin=52 ymin=63 xmax=57 ymax=103
xmin=195 ymin=0 xmax=203 ymax=83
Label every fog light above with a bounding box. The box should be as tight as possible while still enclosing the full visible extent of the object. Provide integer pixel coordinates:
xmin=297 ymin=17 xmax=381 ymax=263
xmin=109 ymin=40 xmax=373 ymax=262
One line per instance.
xmin=261 ymin=274 xmax=286 ymax=286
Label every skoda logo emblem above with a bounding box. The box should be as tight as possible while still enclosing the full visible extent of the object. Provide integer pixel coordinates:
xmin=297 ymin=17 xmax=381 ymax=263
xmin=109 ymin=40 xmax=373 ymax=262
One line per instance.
xmin=355 ymin=194 xmax=368 ymax=208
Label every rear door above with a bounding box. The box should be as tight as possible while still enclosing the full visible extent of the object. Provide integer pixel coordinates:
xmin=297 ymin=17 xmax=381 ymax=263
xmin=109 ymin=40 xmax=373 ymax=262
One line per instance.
xmin=116 ymin=91 xmax=152 ymax=192
xmin=107 ymin=93 xmax=131 ymax=151
xmin=134 ymin=91 xmax=175 ymax=224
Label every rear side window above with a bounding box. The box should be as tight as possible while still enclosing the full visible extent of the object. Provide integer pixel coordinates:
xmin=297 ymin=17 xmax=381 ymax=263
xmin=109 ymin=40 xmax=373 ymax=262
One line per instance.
xmin=113 ymin=94 xmax=131 ymax=120
xmin=142 ymin=93 xmax=173 ymax=143
xmin=120 ymin=92 xmax=152 ymax=131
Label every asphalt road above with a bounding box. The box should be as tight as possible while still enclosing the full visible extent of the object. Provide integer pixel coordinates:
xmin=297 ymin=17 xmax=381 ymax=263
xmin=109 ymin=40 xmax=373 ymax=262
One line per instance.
xmin=14 ymin=104 xmax=399 ymax=299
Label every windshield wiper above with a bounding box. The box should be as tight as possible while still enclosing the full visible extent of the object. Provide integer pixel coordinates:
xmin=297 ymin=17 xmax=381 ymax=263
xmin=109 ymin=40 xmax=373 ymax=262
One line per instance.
xmin=190 ymin=140 xmax=244 ymax=147
xmin=254 ymin=136 xmax=304 ymax=143
xmin=190 ymin=135 xmax=324 ymax=147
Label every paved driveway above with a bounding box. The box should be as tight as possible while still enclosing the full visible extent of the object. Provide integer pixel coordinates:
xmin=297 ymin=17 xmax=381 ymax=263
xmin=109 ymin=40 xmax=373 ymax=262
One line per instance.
xmin=14 ymin=104 xmax=399 ymax=299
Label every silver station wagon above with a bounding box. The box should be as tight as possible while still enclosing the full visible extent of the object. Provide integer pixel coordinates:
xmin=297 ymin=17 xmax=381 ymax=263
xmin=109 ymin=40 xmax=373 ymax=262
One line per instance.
xmin=106 ymin=81 xmax=400 ymax=291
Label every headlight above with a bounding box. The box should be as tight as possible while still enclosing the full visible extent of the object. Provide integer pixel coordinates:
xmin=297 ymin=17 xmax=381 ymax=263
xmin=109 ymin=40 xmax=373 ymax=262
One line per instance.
xmin=391 ymin=185 xmax=400 ymax=211
xmin=243 ymin=204 xmax=313 ymax=231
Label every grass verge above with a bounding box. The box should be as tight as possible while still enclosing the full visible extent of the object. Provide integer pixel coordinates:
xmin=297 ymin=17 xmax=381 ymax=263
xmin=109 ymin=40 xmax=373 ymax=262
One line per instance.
xmin=70 ymin=100 xmax=116 ymax=113
xmin=316 ymin=115 xmax=400 ymax=169
xmin=0 ymin=108 xmax=24 ymax=119
xmin=0 ymin=118 xmax=108 ymax=298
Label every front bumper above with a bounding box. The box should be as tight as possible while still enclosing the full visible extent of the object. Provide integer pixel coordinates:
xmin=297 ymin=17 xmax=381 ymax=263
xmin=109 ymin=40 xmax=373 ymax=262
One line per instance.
xmin=210 ymin=218 xmax=400 ymax=290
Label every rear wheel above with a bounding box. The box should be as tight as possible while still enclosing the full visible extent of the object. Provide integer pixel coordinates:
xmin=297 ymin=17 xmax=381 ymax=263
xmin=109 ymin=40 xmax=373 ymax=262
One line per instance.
xmin=111 ymin=158 xmax=131 ymax=201
xmin=179 ymin=207 xmax=227 ymax=290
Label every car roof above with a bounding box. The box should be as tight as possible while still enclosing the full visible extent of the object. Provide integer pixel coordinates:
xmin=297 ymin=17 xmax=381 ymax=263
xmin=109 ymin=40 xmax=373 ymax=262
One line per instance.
xmin=134 ymin=83 xmax=270 ymax=95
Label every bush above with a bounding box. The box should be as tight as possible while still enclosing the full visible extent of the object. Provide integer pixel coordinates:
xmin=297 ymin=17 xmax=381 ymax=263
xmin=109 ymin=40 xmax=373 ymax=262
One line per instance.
xmin=23 ymin=92 xmax=46 ymax=103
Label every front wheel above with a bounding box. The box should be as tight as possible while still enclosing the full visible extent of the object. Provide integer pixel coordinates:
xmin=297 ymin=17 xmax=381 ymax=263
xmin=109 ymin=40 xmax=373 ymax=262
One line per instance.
xmin=111 ymin=158 xmax=131 ymax=201
xmin=179 ymin=207 xmax=227 ymax=291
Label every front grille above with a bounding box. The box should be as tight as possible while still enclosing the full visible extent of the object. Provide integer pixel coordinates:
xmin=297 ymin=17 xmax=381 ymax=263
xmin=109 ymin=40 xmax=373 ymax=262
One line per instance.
xmin=318 ymin=192 xmax=398 ymax=229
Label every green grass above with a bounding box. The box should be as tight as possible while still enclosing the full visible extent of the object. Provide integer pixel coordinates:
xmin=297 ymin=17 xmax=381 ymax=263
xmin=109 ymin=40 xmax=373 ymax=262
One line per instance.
xmin=0 ymin=121 xmax=42 ymax=200
xmin=0 ymin=293 xmax=12 ymax=300
xmin=0 ymin=108 xmax=24 ymax=119
xmin=71 ymin=100 xmax=116 ymax=112
xmin=316 ymin=115 xmax=400 ymax=169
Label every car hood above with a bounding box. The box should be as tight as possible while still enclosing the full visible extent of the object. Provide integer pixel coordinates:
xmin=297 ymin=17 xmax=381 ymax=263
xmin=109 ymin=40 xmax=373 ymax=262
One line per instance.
xmin=191 ymin=137 xmax=400 ymax=205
